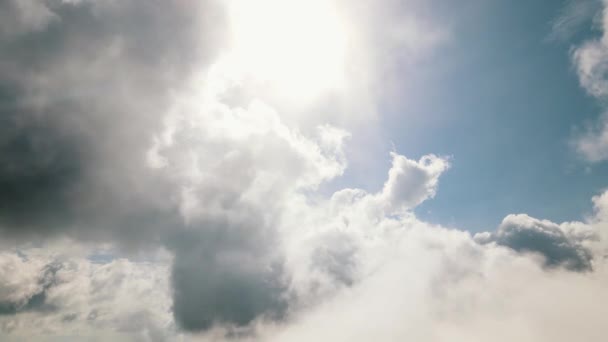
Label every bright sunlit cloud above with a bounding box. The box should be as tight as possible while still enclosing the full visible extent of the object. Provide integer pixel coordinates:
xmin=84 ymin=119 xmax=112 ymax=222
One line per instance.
xmin=226 ymin=0 xmax=349 ymax=101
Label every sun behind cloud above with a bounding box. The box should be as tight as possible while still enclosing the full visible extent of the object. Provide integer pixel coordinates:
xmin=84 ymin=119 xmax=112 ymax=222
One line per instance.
xmin=225 ymin=0 xmax=349 ymax=102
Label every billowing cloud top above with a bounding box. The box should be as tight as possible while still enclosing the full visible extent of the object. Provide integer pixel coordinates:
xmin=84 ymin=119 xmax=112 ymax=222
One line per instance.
xmin=1 ymin=0 xmax=608 ymax=341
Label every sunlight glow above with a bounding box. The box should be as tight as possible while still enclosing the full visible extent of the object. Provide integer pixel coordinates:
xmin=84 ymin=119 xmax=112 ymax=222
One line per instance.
xmin=226 ymin=0 xmax=349 ymax=101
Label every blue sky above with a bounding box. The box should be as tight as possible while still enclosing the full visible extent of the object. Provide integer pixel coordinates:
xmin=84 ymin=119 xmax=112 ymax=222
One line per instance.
xmin=362 ymin=0 xmax=608 ymax=232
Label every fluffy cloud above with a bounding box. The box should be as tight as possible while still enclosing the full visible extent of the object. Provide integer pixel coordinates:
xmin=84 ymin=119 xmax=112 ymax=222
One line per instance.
xmin=265 ymin=186 xmax=608 ymax=341
xmin=0 ymin=249 xmax=173 ymax=341
xmin=379 ymin=153 xmax=450 ymax=211
xmin=265 ymin=226 xmax=608 ymax=342
xmin=1 ymin=163 xmax=608 ymax=341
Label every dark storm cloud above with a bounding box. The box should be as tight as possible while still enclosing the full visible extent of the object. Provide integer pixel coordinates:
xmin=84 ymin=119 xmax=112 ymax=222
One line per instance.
xmin=166 ymin=212 xmax=289 ymax=332
xmin=0 ymin=109 xmax=86 ymax=233
xmin=476 ymin=214 xmax=594 ymax=271
xmin=0 ymin=0 xmax=226 ymax=242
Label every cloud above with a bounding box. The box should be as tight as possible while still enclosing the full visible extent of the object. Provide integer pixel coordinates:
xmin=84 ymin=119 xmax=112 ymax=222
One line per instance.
xmin=379 ymin=153 xmax=450 ymax=211
xmin=548 ymin=0 xmax=601 ymax=42
xmin=0 ymin=0 xmax=226 ymax=242
xmin=265 ymin=232 xmax=608 ymax=342
xmin=571 ymin=0 xmax=608 ymax=161
xmin=0 ymin=249 xmax=173 ymax=341
xmin=475 ymin=214 xmax=595 ymax=271
xmin=144 ymin=70 xmax=350 ymax=331
xmin=170 ymin=236 xmax=287 ymax=332
xmin=260 ymin=186 xmax=608 ymax=342
xmin=1 ymin=169 xmax=608 ymax=341
xmin=0 ymin=252 xmax=53 ymax=315
xmin=0 ymin=0 xmax=57 ymax=38
xmin=572 ymin=8 xmax=608 ymax=99
xmin=575 ymin=112 xmax=608 ymax=161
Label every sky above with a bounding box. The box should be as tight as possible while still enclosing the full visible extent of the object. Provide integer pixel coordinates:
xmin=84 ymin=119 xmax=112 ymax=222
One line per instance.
xmin=1 ymin=0 xmax=608 ymax=341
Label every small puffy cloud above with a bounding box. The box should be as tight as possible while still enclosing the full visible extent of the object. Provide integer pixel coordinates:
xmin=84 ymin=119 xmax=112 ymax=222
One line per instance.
xmin=378 ymin=153 xmax=450 ymax=211
xmin=575 ymin=113 xmax=608 ymax=162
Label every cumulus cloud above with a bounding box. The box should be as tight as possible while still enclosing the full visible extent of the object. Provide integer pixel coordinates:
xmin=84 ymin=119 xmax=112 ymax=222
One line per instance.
xmin=264 ymin=226 xmax=608 ymax=342
xmin=263 ymin=186 xmax=608 ymax=341
xmin=3 ymin=188 xmax=608 ymax=341
xmin=575 ymin=112 xmax=608 ymax=162
xmin=2 ymin=0 xmax=354 ymax=333
xmin=379 ymin=153 xmax=450 ymax=211
xmin=475 ymin=214 xmax=595 ymax=271
xmin=0 ymin=248 xmax=173 ymax=341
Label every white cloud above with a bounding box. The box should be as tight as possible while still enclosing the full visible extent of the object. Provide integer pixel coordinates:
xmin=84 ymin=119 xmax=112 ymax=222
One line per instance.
xmin=0 ymin=252 xmax=49 ymax=312
xmin=0 ymin=250 xmax=174 ymax=341
xmin=378 ymin=153 xmax=450 ymax=211
xmin=572 ymin=6 xmax=608 ymax=99
xmin=575 ymin=113 xmax=608 ymax=161
xmin=261 ymin=188 xmax=608 ymax=342
xmin=571 ymin=0 xmax=608 ymax=161
xmin=2 ymin=167 xmax=608 ymax=341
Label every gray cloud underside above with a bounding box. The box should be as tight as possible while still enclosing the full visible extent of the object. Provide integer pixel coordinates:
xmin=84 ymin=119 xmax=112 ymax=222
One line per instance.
xmin=0 ymin=0 xmax=291 ymax=333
